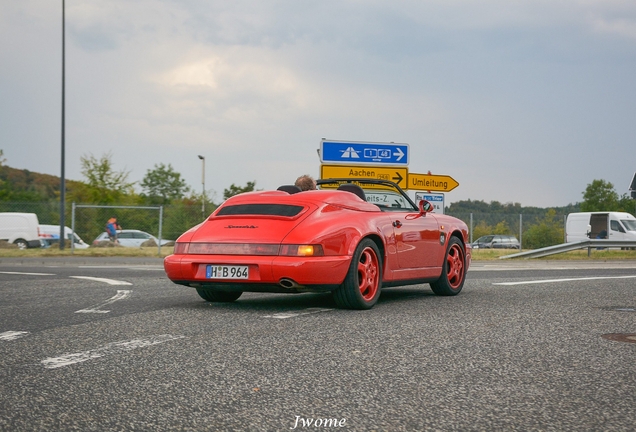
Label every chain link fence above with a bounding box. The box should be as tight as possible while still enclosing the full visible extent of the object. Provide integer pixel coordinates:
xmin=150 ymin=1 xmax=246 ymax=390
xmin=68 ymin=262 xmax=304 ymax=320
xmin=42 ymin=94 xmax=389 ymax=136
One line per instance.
xmin=0 ymin=200 xmax=212 ymax=249
xmin=448 ymin=212 xmax=567 ymax=249
xmin=2 ymin=201 xmax=568 ymax=251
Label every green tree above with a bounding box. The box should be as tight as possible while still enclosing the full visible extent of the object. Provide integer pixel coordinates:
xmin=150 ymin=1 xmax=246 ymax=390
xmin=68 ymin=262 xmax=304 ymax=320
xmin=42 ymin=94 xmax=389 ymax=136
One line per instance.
xmin=223 ymin=181 xmax=256 ymax=200
xmin=581 ymin=179 xmax=619 ymax=212
xmin=618 ymin=193 xmax=636 ymax=215
xmin=471 ymin=221 xmax=493 ymax=240
xmin=77 ymin=152 xmax=136 ymax=204
xmin=492 ymin=220 xmax=513 ymax=235
xmin=523 ymin=209 xmax=564 ymax=249
xmin=140 ymin=163 xmax=190 ymax=204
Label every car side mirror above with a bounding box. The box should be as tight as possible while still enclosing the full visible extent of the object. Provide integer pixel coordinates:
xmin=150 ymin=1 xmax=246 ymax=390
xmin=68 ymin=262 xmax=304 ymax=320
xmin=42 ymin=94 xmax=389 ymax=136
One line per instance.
xmin=419 ymin=199 xmax=433 ymax=214
xmin=406 ymin=199 xmax=434 ymax=220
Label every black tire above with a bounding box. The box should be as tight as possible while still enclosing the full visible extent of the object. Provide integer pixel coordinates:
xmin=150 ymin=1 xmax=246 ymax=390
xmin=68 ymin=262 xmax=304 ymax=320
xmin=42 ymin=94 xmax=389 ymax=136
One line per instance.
xmin=333 ymin=239 xmax=382 ymax=310
xmin=196 ymin=288 xmax=242 ymax=303
xmin=13 ymin=239 xmax=28 ymax=250
xmin=430 ymin=236 xmax=467 ymax=296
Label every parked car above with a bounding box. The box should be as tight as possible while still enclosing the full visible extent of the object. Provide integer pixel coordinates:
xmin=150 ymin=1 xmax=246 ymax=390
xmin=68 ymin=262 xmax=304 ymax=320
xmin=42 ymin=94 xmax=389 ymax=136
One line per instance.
xmin=472 ymin=235 xmax=520 ymax=249
xmin=0 ymin=212 xmax=44 ymax=249
xmin=164 ymin=178 xmax=472 ymax=310
xmin=39 ymin=225 xmax=89 ymax=249
xmin=93 ymin=229 xmax=172 ymax=248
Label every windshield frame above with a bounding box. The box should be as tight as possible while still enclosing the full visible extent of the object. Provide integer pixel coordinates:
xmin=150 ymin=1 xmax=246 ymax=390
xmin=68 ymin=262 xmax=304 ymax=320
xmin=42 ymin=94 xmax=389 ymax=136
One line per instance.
xmin=316 ymin=178 xmax=418 ymax=212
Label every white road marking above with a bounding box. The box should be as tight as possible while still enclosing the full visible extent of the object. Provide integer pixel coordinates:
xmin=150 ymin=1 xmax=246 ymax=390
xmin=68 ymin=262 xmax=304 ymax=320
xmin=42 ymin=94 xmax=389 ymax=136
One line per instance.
xmin=493 ymin=275 xmax=636 ymax=286
xmin=75 ymin=290 xmax=133 ymax=314
xmin=69 ymin=276 xmax=132 ymax=285
xmin=41 ymin=334 xmax=186 ymax=369
xmin=262 ymin=308 xmax=332 ymax=319
xmin=0 ymin=271 xmax=55 ymax=276
xmin=0 ymin=331 xmax=30 ymax=341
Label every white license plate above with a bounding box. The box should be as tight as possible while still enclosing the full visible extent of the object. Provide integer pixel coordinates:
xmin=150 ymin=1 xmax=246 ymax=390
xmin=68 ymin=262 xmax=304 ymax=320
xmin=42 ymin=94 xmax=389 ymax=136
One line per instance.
xmin=206 ymin=265 xmax=249 ymax=279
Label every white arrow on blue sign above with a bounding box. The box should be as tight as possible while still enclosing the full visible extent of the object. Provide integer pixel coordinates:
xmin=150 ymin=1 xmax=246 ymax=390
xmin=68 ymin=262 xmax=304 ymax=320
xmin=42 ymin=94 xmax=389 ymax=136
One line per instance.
xmin=320 ymin=140 xmax=409 ymax=166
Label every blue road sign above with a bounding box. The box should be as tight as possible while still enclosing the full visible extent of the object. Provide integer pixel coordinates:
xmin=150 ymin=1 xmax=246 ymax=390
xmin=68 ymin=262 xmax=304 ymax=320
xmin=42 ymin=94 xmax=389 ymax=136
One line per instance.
xmin=320 ymin=140 xmax=409 ymax=166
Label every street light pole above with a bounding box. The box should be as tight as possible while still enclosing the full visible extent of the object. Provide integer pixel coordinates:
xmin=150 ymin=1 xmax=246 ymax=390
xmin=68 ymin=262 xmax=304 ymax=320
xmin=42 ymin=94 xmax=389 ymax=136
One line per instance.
xmin=59 ymin=0 xmax=66 ymax=249
xmin=198 ymin=155 xmax=205 ymax=218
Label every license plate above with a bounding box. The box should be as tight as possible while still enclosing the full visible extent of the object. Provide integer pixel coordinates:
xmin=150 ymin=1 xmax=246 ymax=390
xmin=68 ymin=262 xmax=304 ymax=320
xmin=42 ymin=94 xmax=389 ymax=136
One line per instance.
xmin=206 ymin=265 xmax=249 ymax=279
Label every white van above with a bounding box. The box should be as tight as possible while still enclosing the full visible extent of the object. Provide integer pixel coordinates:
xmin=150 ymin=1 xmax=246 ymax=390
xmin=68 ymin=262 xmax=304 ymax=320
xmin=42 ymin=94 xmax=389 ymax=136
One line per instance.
xmin=0 ymin=212 xmax=43 ymax=249
xmin=566 ymin=212 xmax=636 ymax=242
xmin=39 ymin=225 xmax=89 ymax=249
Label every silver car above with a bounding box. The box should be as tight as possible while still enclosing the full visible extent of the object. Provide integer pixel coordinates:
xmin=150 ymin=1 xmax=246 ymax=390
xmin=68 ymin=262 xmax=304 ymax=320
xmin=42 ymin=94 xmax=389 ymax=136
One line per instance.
xmin=472 ymin=235 xmax=521 ymax=249
xmin=92 ymin=229 xmax=172 ymax=247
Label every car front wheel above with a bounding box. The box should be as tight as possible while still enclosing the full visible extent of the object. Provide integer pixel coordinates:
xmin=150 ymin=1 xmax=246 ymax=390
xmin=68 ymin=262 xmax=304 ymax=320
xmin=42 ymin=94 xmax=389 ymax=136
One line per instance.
xmin=196 ymin=288 xmax=242 ymax=303
xmin=333 ymin=239 xmax=382 ymax=310
xmin=430 ymin=237 xmax=466 ymax=296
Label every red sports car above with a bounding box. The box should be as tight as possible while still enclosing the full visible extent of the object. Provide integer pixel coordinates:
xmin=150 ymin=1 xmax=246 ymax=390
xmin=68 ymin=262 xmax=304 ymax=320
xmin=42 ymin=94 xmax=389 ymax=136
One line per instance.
xmin=164 ymin=178 xmax=471 ymax=309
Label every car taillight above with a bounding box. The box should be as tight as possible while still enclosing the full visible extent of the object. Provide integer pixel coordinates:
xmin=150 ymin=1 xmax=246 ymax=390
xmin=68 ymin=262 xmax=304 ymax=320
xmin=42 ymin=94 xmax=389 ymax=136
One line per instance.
xmin=174 ymin=242 xmax=324 ymax=256
xmin=174 ymin=242 xmax=190 ymax=254
xmin=186 ymin=243 xmax=280 ymax=255
xmin=279 ymin=245 xmax=324 ymax=257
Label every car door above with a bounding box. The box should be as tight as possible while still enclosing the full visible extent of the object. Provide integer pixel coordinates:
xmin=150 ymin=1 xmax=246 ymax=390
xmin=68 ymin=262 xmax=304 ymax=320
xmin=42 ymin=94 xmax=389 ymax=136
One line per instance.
xmin=133 ymin=231 xmax=153 ymax=246
xmin=117 ymin=231 xmax=135 ymax=247
xmin=388 ymin=209 xmax=441 ymax=269
xmin=609 ymin=219 xmax=626 ymax=240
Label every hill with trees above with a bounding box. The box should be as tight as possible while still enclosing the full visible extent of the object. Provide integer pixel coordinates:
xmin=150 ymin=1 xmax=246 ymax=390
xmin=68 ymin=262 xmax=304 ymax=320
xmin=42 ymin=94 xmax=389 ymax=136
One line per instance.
xmin=0 ymin=150 xmax=258 ymax=242
xmin=1 ymin=148 xmax=633 ymax=249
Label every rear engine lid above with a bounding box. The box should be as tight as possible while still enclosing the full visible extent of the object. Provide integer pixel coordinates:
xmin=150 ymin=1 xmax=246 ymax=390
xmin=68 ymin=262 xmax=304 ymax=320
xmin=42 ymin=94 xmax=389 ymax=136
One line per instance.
xmin=192 ymin=202 xmax=314 ymax=243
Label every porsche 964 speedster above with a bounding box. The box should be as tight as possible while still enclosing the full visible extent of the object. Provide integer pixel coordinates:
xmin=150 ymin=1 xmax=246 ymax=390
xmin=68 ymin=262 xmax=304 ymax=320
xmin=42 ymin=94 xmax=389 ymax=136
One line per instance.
xmin=164 ymin=178 xmax=471 ymax=309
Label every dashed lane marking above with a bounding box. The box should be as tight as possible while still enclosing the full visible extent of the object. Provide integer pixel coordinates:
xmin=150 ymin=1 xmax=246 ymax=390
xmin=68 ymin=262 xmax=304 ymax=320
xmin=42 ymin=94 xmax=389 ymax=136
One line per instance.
xmin=40 ymin=334 xmax=186 ymax=369
xmin=0 ymin=331 xmax=30 ymax=341
xmin=75 ymin=290 xmax=133 ymax=314
xmin=262 ymin=308 xmax=333 ymax=319
xmin=493 ymin=275 xmax=636 ymax=286
xmin=69 ymin=276 xmax=132 ymax=286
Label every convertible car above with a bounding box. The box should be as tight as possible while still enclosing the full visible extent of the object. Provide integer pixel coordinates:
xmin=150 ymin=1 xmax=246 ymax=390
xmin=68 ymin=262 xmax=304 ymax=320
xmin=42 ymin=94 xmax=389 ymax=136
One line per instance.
xmin=164 ymin=178 xmax=471 ymax=309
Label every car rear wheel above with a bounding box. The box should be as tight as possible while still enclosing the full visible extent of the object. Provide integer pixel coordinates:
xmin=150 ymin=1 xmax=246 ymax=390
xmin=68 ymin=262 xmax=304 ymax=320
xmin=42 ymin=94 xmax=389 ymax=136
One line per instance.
xmin=430 ymin=236 xmax=466 ymax=296
xmin=333 ymin=239 xmax=382 ymax=310
xmin=13 ymin=239 xmax=28 ymax=250
xmin=196 ymin=288 xmax=242 ymax=303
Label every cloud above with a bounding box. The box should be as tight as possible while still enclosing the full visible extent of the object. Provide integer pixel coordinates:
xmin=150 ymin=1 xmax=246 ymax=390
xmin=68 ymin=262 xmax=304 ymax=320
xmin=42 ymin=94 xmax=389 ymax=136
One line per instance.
xmin=592 ymin=17 xmax=636 ymax=40
xmin=1 ymin=0 xmax=636 ymax=207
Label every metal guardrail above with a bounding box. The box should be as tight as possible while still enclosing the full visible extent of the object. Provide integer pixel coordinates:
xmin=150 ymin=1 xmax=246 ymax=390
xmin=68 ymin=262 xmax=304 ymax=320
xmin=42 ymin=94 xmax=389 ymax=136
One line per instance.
xmin=499 ymin=240 xmax=636 ymax=259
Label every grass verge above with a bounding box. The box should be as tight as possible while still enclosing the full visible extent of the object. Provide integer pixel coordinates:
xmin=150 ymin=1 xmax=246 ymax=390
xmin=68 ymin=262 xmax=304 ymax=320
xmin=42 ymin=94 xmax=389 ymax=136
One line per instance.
xmin=0 ymin=246 xmax=173 ymax=259
xmin=471 ymin=248 xmax=636 ymax=261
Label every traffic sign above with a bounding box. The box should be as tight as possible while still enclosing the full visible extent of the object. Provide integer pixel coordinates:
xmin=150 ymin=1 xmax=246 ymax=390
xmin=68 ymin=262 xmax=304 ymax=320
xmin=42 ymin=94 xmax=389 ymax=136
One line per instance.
xmin=415 ymin=192 xmax=445 ymax=214
xmin=320 ymin=140 xmax=409 ymax=166
xmin=408 ymin=173 xmax=459 ymax=192
xmin=320 ymin=164 xmax=408 ymax=189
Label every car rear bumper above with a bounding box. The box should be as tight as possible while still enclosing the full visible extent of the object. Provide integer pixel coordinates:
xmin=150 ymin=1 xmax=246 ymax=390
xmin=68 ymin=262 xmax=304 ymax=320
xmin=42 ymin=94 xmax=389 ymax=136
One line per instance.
xmin=164 ymin=254 xmax=351 ymax=292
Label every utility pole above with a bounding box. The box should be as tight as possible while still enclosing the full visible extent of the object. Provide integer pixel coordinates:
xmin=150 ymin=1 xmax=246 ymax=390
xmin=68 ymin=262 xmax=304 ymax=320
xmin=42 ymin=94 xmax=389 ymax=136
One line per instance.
xmin=59 ymin=0 xmax=66 ymax=249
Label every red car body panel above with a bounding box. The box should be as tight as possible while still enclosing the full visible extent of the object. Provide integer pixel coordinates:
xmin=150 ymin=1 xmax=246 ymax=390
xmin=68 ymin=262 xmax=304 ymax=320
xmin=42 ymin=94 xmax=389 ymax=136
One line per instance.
xmin=164 ymin=186 xmax=471 ymax=293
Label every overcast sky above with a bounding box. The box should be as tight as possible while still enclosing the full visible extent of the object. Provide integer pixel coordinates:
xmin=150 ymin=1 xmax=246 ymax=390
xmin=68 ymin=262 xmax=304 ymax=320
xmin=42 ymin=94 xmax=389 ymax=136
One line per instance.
xmin=1 ymin=0 xmax=635 ymax=207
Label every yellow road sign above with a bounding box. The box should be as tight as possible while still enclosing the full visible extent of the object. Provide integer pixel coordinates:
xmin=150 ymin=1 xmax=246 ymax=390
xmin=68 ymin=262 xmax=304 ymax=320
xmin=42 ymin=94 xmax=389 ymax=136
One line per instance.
xmin=408 ymin=173 xmax=459 ymax=192
xmin=320 ymin=165 xmax=408 ymax=189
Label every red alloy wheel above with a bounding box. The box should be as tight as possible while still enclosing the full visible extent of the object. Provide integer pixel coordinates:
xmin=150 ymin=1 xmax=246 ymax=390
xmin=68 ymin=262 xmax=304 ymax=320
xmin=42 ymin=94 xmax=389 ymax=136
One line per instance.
xmin=357 ymin=246 xmax=380 ymax=301
xmin=445 ymin=242 xmax=465 ymax=289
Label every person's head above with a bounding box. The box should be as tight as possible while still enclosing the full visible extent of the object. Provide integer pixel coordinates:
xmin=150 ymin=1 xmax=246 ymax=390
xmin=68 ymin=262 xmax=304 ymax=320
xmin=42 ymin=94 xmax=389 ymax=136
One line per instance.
xmin=295 ymin=175 xmax=316 ymax=191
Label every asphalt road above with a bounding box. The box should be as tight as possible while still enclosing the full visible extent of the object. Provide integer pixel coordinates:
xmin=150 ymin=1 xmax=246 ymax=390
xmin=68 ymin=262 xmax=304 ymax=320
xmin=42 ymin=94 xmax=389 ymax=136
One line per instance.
xmin=1 ymin=257 xmax=635 ymax=431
